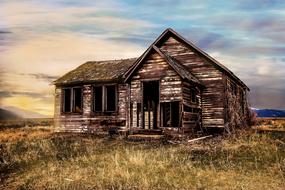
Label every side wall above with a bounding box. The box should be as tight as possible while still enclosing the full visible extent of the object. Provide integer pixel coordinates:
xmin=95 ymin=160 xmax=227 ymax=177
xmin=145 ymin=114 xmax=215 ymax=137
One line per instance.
xmin=224 ymin=75 xmax=249 ymax=129
xmin=181 ymin=81 xmax=202 ymax=133
xmin=159 ymin=37 xmax=225 ymax=128
xmin=54 ymin=84 xmax=128 ymax=132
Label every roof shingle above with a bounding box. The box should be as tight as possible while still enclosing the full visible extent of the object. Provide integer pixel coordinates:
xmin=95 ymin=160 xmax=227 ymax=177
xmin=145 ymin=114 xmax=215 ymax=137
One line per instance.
xmin=53 ymin=58 xmax=137 ymax=85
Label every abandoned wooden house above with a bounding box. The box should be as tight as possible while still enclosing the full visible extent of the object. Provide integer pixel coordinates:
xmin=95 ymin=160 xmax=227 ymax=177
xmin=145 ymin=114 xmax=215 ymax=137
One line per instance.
xmin=53 ymin=28 xmax=250 ymax=136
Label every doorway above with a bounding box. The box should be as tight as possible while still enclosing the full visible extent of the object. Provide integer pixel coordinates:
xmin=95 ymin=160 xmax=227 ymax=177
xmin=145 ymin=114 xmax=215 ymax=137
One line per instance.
xmin=143 ymin=81 xmax=159 ymax=129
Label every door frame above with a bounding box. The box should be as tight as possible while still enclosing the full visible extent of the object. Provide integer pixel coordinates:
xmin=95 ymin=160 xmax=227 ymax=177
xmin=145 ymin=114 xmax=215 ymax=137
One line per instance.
xmin=141 ymin=79 xmax=160 ymax=129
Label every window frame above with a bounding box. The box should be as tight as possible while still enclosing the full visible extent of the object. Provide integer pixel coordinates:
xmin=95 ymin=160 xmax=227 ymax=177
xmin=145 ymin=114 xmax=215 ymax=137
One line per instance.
xmin=61 ymin=86 xmax=83 ymax=114
xmin=160 ymin=101 xmax=180 ymax=128
xmin=92 ymin=84 xmax=118 ymax=115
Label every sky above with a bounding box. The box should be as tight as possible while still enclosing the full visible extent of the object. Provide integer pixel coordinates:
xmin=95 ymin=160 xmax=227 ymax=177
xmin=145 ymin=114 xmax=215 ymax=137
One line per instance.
xmin=0 ymin=0 xmax=285 ymax=116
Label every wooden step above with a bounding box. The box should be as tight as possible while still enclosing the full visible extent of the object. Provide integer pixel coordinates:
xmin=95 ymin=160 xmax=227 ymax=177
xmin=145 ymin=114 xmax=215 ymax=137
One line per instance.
xmin=131 ymin=129 xmax=163 ymax=135
xmin=127 ymin=134 xmax=164 ymax=141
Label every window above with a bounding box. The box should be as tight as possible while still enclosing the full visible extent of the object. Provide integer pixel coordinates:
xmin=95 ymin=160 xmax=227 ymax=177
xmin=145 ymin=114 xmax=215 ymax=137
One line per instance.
xmin=73 ymin=88 xmax=82 ymax=113
xmin=63 ymin=89 xmax=71 ymax=112
xmin=62 ymin=87 xmax=82 ymax=113
xmin=93 ymin=85 xmax=117 ymax=114
xmin=106 ymin=85 xmax=116 ymax=112
xmin=161 ymin=101 xmax=180 ymax=127
xmin=94 ymin=86 xmax=103 ymax=112
xmin=191 ymin=89 xmax=197 ymax=103
xmin=183 ymin=104 xmax=192 ymax=112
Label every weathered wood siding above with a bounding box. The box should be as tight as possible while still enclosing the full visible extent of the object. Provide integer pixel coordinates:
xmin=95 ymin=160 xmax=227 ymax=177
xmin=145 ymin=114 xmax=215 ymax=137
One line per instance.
xmin=130 ymin=51 xmax=182 ymax=128
xmin=181 ymin=81 xmax=202 ymax=132
xmin=224 ymin=75 xmax=248 ymax=127
xmin=54 ymin=84 xmax=128 ymax=132
xmin=54 ymin=87 xmax=61 ymax=129
xmin=159 ymin=36 xmax=225 ymax=128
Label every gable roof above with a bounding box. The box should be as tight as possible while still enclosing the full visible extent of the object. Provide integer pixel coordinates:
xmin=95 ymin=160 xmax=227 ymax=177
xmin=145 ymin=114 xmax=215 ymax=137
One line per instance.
xmin=124 ymin=28 xmax=249 ymax=90
xmin=153 ymin=46 xmax=202 ymax=85
xmin=53 ymin=58 xmax=136 ymax=86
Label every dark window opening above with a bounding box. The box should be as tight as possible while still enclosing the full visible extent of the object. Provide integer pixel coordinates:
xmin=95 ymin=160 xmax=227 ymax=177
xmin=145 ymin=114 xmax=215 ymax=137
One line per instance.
xmin=63 ymin=89 xmax=71 ymax=112
xmin=93 ymin=85 xmax=117 ymax=114
xmin=183 ymin=104 xmax=192 ymax=112
xmin=193 ymin=108 xmax=200 ymax=113
xmin=161 ymin=101 xmax=180 ymax=127
xmin=94 ymin=86 xmax=103 ymax=112
xmin=73 ymin=88 xmax=82 ymax=113
xmin=171 ymin=102 xmax=180 ymax=127
xmin=106 ymin=85 xmax=116 ymax=112
xmin=62 ymin=87 xmax=82 ymax=114
xmin=191 ymin=89 xmax=197 ymax=103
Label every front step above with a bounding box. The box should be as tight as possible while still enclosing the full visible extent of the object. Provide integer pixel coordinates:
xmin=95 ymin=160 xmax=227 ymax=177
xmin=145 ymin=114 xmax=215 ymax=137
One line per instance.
xmin=127 ymin=134 xmax=165 ymax=141
xmin=131 ymin=129 xmax=163 ymax=135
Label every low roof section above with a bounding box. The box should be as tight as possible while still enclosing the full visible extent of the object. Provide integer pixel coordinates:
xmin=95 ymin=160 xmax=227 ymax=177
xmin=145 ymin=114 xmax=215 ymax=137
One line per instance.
xmin=53 ymin=58 xmax=137 ymax=86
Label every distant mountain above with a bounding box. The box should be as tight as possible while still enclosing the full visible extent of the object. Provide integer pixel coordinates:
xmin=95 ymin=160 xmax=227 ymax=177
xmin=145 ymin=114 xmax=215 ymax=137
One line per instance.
xmin=0 ymin=108 xmax=22 ymax=120
xmin=252 ymin=108 xmax=285 ymax=117
xmin=1 ymin=106 xmax=49 ymax=119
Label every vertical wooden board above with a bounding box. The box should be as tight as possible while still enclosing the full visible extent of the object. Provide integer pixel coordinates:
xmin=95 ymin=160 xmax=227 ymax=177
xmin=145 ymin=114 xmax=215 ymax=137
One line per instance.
xmin=54 ymin=87 xmax=62 ymax=128
xmin=83 ymin=85 xmax=92 ymax=117
xmin=117 ymin=84 xmax=127 ymax=120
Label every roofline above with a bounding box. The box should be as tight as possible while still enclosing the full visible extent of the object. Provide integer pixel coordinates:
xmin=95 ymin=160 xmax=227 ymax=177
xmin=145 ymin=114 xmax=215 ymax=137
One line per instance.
xmin=153 ymin=46 xmax=203 ymax=86
xmin=54 ymin=79 xmax=124 ymax=87
xmin=124 ymin=28 xmax=249 ymax=91
xmin=124 ymin=44 xmax=203 ymax=86
xmin=165 ymin=28 xmax=250 ymax=91
xmin=53 ymin=58 xmax=137 ymax=86
xmin=123 ymin=29 xmax=171 ymax=80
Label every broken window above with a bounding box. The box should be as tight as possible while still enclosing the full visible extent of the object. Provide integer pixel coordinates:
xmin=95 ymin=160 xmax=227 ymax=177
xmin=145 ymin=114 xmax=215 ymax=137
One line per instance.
xmin=161 ymin=101 xmax=180 ymax=127
xmin=73 ymin=88 xmax=82 ymax=113
xmin=93 ymin=85 xmax=117 ymax=114
xmin=62 ymin=87 xmax=82 ymax=113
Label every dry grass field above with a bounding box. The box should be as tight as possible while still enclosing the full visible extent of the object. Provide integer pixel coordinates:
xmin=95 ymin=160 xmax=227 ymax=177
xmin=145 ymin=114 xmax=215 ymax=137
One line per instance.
xmin=0 ymin=120 xmax=285 ymax=190
xmin=255 ymin=118 xmax=285 ymax=131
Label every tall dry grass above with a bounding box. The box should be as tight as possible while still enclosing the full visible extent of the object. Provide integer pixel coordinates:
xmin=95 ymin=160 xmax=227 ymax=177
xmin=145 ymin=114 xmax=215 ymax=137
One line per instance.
xmin=0 ymin=128 xmax=284 ymax=190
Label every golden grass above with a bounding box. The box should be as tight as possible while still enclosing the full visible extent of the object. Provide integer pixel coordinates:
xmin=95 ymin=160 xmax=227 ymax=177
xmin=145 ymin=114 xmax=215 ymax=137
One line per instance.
xmin=257 ymin=118 xmax=285 ymax=129
xmin=0 ymin=126 xmax=284 ymax=190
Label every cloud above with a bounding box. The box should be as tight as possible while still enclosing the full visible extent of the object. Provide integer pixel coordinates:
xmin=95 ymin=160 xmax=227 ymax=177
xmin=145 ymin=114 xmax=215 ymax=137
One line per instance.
xmin=27 ymin=73 xmax=60 ymax=82
xmin=234 ymin=0 xmax=285 ymax=11
xmin=0 ymin=91 xmax=49 ymax=99
xmin=1 ymin=96 xmax=54 ymax=116
xmin=249 ymin=86 xmax=285 ymax=109
xmin=0 ymin=30 xmax=12 ymax=34
xmin=0 ymin=0 xmax=149 ymax=115
xmin=0 ymin=0 xmax=156 ymax=37
xmin=0 ymin=0 xmax=285 ymax=112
